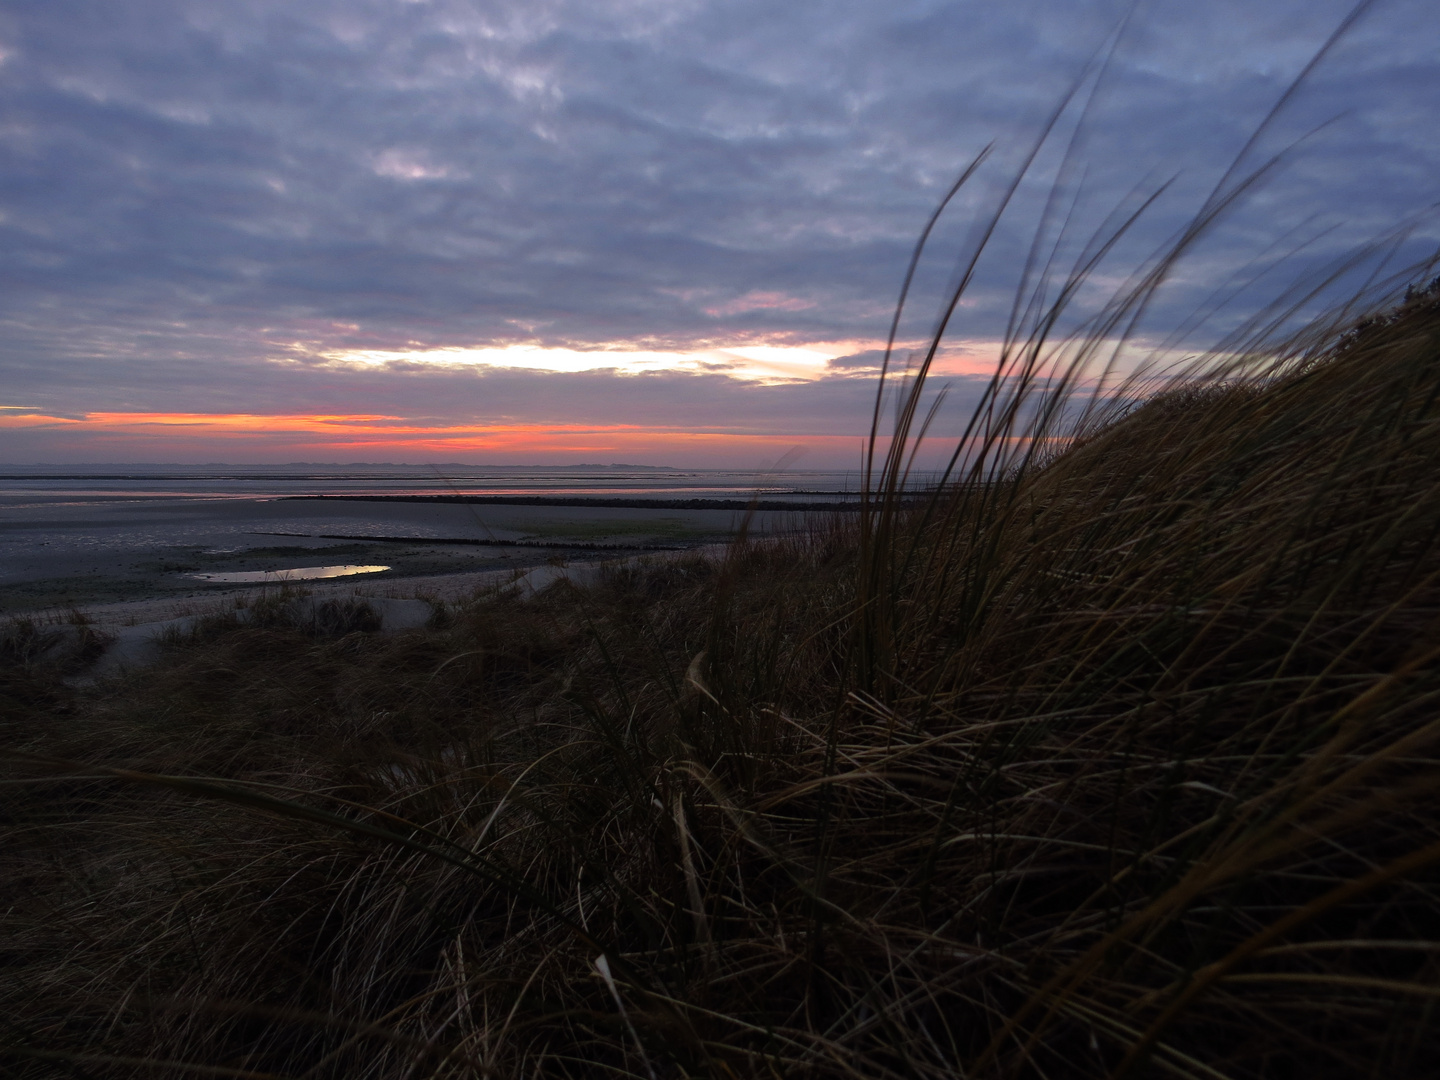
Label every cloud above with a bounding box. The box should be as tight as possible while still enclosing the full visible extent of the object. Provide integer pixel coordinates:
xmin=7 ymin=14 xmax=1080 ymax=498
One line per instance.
xmin=828 ymin=349 xmax=887 ymax=372
xmin=0 ymin=0 xmax=1437 ymax=463
xmin=702 ymin=291 xmax=817 ymax=318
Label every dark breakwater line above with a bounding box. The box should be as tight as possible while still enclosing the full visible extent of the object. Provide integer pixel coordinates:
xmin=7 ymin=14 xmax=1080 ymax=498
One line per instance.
xmin=278 ymin=494 xmax=869 ymax=511
xmin=258 ymin=531 xmax=684 ymax=552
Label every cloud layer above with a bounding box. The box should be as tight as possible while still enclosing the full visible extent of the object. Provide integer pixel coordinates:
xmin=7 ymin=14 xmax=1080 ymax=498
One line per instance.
xmin=1 ymin=0 xmax=1437 ymax=463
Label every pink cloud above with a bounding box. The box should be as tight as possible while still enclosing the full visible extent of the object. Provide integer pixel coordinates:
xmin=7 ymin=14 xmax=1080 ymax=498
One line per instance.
xmin=703 ymin=291 xmax=817 ymax=318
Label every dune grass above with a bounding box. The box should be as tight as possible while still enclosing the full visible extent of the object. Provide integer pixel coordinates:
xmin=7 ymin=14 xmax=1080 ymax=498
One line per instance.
xmin=3 ymin=284 xmax=1440 ymax=1077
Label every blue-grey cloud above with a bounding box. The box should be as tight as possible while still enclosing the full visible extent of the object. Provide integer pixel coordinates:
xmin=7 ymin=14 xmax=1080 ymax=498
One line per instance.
xmin=0 ymin=0 xmax=1437 ymax=457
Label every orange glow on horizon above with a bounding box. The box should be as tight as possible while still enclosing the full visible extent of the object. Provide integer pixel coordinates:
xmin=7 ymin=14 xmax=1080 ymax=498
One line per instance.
xmin=0 ymin=410 xmax=866 ymax=463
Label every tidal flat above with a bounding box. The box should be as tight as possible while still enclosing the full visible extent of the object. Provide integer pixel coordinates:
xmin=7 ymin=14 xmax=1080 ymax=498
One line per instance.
xmin=0 ymin=492 xmax=795 ymax=615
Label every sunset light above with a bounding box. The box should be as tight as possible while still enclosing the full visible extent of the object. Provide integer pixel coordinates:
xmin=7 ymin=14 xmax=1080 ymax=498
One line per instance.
xmin=0 ymin=410 xmax=863 ymax=464
xmin=311 ymin=343 xmax=854 ymax=383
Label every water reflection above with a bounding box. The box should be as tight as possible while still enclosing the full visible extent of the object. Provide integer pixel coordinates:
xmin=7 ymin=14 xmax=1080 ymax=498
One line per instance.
xmin=189 ymin=564 xmax=391 ymax=583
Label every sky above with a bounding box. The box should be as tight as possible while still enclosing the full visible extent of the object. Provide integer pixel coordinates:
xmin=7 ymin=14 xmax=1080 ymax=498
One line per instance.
xmin=1 ymin=0 xmax=1437 ymax=467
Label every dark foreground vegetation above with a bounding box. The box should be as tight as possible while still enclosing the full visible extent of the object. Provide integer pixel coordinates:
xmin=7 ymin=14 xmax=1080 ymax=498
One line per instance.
xmin=4 ymin=283 xmax=1440 ymax=1077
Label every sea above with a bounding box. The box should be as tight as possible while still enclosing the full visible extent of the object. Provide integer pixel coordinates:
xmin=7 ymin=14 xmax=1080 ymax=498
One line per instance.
xmin=0 ymin=463 xmax=864 ymax=503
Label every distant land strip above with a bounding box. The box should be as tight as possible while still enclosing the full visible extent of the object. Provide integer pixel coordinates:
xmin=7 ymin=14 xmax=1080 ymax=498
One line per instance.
xmin=257 ymin=531 xmax=684 ymax=552
xmin=278 ymin=495 xmax=869 ymax=511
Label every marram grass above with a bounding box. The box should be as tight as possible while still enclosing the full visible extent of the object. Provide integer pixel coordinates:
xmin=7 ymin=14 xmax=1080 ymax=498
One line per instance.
xmin=3 ymin=284 xmax=1440 ymax=1078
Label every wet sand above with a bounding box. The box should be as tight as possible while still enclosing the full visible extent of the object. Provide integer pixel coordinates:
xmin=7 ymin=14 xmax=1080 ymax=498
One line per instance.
xmin=0 ymin=494 xmax=777 ymax=616
xmin=16 ymin=566 xmax=518 ymax=632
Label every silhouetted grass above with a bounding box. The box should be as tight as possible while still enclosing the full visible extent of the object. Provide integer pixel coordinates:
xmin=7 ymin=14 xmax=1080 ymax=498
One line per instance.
xmin=4 ymin=283 xmax=1440 ymax=1078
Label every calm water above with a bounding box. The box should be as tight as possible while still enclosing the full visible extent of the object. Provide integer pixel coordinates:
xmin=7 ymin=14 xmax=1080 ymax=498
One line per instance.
xmin=0 ymin=465 xmax=864 ymax=504
xmin=190 ymin=565 xmax=392 ymax=583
